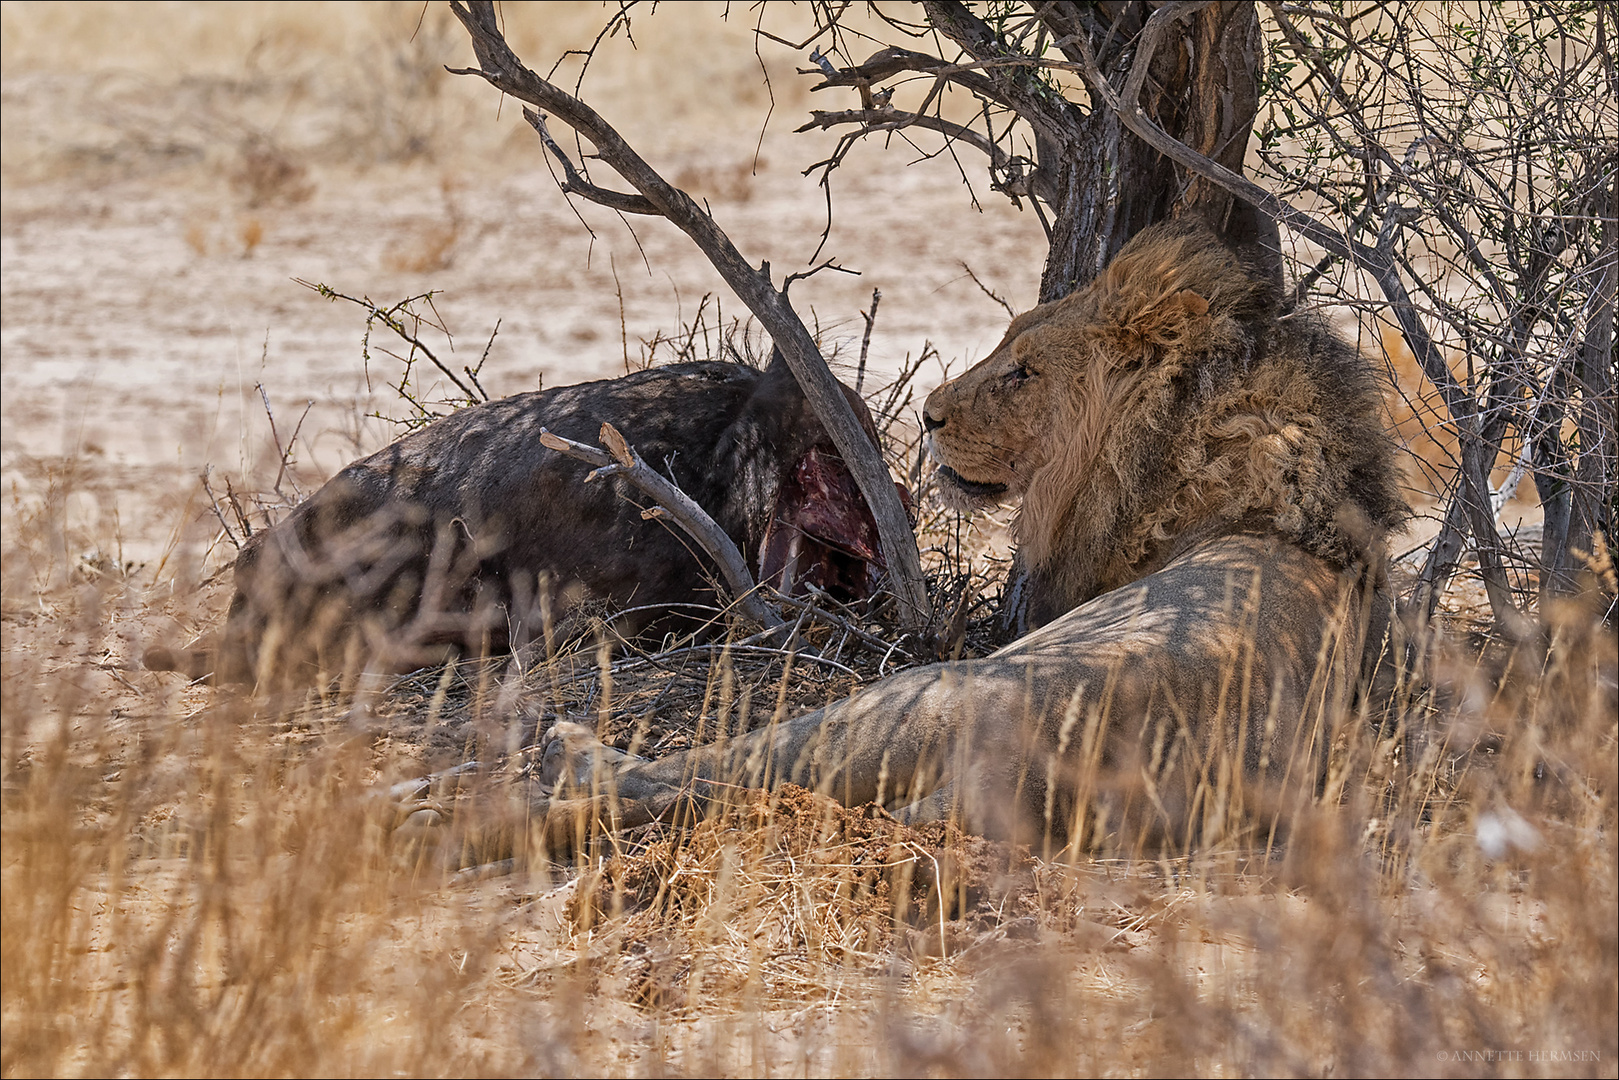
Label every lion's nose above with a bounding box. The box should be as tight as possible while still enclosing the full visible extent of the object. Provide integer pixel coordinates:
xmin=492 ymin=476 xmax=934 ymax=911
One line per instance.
xmin=922 ymin=408 xmax=945 ymax=432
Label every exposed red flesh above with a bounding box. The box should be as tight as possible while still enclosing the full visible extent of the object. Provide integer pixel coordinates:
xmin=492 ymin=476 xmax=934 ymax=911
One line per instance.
xmin=758 ymin=446 xmax=909 ymax=602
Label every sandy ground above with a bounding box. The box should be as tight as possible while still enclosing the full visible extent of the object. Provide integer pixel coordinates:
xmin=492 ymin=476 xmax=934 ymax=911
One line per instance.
xmin=1 ymin=146 xmax=1042 ymax=558
xmin=2 ymin=1 xmax=1548 ymax=610
xmin=0 ymin=3 xmax=1044 ymax=588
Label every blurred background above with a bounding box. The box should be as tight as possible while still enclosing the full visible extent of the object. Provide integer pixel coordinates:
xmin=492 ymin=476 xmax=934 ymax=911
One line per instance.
xmin=1 ymin=1 xmax=1043 ymax=570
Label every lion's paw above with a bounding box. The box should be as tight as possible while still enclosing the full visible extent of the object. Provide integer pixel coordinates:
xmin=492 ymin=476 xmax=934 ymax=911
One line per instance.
xmin=538 ymin=720 xmax=643 ymax=795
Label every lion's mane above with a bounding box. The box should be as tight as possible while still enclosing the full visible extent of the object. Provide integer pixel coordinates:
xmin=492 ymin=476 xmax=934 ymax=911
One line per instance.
xmin=926 ymin=220 xmax=1410 ymax=627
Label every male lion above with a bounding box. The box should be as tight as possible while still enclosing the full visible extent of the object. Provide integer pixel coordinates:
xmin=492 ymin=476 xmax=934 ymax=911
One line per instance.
xmin=546 ymin=219 xmax=1408 ymax=852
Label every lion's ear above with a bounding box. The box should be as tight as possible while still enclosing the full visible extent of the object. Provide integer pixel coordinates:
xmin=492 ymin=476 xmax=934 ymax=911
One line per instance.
xmin=1172 ymin=289 xmax=1210 ymax=317
xmin=1122 ymin=288 xmax=1213 ymax=352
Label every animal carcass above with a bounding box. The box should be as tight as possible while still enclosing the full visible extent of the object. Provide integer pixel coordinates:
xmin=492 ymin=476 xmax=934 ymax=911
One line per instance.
xmin=145 ymin=356 xmax=896 ymax=686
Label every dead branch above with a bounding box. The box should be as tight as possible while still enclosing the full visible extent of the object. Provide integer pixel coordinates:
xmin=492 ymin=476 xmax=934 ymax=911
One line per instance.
xmin=806 ymin=39 xmax=1069 ymax=148
xmin=524 ymin=110 xmax=658 ymax=216
xmin=298 ymin=279 xmax=487 ymax=406
xmin=223 ymin=478 xmax=253 ymax=536
xmin=804 ymin=46 xmax=1015 ymax=113
xmin=796 ymin=107 xmax=1010 ymax=169
xmin=537 ymin=422 xmax=785 ymax=630
xmin=199 ymin=466 xmax=242 ymax=551
xmin=794 ymin=43 xmax=1032 ymax=246
xmin=268 ymin=394 xmax=313 ymax=498
xmin=781 ymin=259 xmax=861 ymax=292
xmin=448 ymin=0 xmax=932 ymax=632
xmin=856 ymin=287 xmax=881 ymax=394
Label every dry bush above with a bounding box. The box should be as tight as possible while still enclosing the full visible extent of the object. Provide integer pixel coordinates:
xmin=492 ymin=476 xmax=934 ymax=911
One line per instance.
xmin=673 ymin=157 xmax=768 ymax=207
xmin=230 ymin=143 xmax=314 ymax=208
xmin=382 ymin=176 xmax=466 ymax=274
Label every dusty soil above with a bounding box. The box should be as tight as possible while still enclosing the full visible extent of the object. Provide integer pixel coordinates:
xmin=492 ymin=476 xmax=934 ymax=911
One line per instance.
xmin=0 ymin=3 xmax=1052 ymax=828
xmin=0 ymin=1 xmax=1545 ymax=637
xmin=1 ymin=3 xmax=1043 ymax=593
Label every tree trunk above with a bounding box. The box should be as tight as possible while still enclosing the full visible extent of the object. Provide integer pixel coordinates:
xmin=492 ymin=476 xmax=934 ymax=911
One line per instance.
xmin=1568 ymin=167 xmax=1617 ymax=578
xmin=996 ymin=1 xmax=1275 ymax=638
xmin=1034 ymin=1 xmax=1277 ymax=303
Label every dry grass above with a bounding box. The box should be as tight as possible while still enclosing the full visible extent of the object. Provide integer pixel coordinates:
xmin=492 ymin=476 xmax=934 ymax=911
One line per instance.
xmin=0 ymin=2 xmax=813 ymax=188
xmin=3 ymin=408 xmax=1615 ymax=1076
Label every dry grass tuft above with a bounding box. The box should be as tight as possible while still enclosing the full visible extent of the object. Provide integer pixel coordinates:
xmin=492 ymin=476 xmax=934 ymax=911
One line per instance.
xmin=230 ymin=144 xmax=315 ymax=209
xmin=382 ymin=176 xmax=466 ymax=274
xmin=3 ymin=406 xmax=1614 ymax=1075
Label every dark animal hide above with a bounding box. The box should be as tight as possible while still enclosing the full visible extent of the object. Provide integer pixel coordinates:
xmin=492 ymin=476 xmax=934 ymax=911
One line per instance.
xmin=145 ymin=357 xmax=893 ymax=687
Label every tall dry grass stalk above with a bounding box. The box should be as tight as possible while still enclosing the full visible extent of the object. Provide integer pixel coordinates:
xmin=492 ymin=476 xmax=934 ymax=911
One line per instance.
xmin=3 ymin=433 xmax=1615 ymax=1077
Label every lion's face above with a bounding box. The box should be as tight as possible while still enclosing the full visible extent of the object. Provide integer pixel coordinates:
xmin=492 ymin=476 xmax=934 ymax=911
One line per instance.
xmin=922 ymin=279 xmax=1200 ymax=519
xmin=922 ymin=307 xmax=1079 ymax=513
xmin=922 ymin=226 xmax=1240 ymax=529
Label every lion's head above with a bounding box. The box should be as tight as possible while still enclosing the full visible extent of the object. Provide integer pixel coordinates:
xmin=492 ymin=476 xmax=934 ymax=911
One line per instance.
xmin=925 ymin=219 xmax=1409 ymax=625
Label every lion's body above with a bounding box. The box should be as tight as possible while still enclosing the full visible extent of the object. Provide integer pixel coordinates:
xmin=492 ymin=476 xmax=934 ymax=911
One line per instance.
xmin=545 ymin=221 xmax=1410 ymax=850
xmin=598 ymin=531 xmax=1387 ymax=850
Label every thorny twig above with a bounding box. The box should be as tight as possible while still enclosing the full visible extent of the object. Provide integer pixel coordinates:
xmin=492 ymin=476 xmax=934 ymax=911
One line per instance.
xmin=958 ymin=261 xmax=1014 ymax=317
xmin=297 ymin=279 xmax=489 ymax=407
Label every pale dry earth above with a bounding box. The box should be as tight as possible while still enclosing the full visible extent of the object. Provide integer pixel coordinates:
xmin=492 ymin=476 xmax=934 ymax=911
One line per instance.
xmin=0 ymin=1 xmax=1539 ymax=604
xmin=0 ymin=0 xmax=1045 ymax=750
xmin=1 ymin=12 xmax=1044 ymax=572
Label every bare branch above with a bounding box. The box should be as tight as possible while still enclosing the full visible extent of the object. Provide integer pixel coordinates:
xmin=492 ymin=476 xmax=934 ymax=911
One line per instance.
xmin=915 ymin=3 xmax=1084 ymax=148
xmin=804 ymin=45 xmax=1024 ymax=120
xmin=538 ymin=423 xmax=784 ymax=630
xmin=796 ymin=107 xmax=1011 ymax=169
xmin=221 ymin=476 xmax=253 ymax=540
xmin=781 ymin=259 xmax=859 ymax=292
xmin=274 ymin=399 xmax=313 ymax=497
xmin=198 ymin=466 xmax=242 ymax=551
xmin=523 ymin=109 xmax=659 ymax=215
xmin=448 ymin=0 xmax=932 ymax=631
